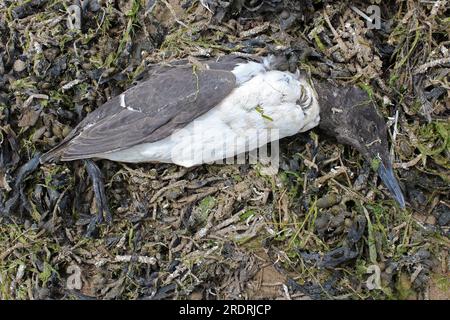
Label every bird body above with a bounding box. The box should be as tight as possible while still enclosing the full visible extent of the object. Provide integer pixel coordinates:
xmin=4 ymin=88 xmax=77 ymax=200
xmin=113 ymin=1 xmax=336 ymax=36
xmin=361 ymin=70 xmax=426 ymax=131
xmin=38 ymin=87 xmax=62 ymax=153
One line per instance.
xmin=41 ymin=56 xmax=319 ymax=166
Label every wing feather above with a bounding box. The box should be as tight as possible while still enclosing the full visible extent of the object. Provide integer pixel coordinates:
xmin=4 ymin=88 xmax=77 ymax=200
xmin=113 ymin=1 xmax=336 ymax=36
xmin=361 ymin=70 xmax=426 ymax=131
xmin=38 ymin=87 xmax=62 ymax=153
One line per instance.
xmin=41 ymin=67 xmax=236 ymax=162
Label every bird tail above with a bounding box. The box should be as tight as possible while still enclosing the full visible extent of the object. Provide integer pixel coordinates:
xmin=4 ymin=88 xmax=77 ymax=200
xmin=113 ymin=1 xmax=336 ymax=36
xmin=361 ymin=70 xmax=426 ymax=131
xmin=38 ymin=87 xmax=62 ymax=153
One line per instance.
xmin=40 ymin=145 xmax=65 ymax=163
xmin=40 ymin=128 xmax=81 ymax=163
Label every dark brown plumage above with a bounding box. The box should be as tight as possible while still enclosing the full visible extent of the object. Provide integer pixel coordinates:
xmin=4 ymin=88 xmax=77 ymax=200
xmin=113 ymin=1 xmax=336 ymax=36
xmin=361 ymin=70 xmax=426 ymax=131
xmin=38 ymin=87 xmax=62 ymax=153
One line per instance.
xmin=314 ymin=81 xmax=389 ymax=162
xmin=313 ymin=80 xmax=405 ymax=208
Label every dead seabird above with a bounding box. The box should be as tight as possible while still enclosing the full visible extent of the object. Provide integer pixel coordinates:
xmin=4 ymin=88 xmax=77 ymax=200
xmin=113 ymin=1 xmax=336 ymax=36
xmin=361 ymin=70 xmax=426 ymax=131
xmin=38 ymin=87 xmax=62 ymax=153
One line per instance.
xmin=40 ymin=54 xmax=405 ymax=217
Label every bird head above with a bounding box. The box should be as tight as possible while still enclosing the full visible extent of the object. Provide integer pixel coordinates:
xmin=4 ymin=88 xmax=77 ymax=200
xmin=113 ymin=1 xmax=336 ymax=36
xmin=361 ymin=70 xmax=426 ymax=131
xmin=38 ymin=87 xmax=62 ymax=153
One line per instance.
xmin=313 ymin=80 xmax=405 ymax=209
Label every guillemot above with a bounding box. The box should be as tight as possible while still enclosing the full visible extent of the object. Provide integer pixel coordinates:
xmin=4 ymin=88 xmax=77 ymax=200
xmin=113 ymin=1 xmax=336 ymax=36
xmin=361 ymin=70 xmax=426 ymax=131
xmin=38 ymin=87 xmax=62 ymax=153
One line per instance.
xmin=40 ymin=54 xmax=405 ymax=209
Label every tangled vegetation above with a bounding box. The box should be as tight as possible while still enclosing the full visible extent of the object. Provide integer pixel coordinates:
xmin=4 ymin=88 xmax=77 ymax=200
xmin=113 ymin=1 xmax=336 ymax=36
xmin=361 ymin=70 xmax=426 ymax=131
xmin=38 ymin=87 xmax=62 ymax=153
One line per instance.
xmin=0 ymin=0 xmax=448 ymax=299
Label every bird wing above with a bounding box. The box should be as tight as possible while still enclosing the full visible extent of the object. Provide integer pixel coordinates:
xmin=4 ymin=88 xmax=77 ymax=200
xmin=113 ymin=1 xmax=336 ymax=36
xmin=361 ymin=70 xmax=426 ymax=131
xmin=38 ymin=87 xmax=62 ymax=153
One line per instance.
xmin=41 ymin=67 xmax=236 ymax=162
xmin=133 ymin=55 xmax=250 ymax=83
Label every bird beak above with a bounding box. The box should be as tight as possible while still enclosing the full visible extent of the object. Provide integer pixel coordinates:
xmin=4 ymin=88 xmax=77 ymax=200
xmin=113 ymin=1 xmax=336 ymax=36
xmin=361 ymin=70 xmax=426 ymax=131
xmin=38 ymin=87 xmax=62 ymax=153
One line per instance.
xmin=377 ymin=162 xmax=405 ymax=209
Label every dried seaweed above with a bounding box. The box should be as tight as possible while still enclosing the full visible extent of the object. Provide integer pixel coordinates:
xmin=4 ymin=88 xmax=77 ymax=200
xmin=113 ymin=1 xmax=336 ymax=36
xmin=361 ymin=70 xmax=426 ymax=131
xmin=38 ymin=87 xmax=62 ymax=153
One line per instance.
xmin=0 ymin=0 xmax=448 ymax=300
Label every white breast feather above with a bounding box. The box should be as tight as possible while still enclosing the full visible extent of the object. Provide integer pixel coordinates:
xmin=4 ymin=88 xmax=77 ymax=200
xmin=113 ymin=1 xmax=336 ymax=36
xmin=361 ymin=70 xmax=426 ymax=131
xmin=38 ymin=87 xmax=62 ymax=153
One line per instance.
xmin=102 ymin=66 xmax=320 ymax=166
